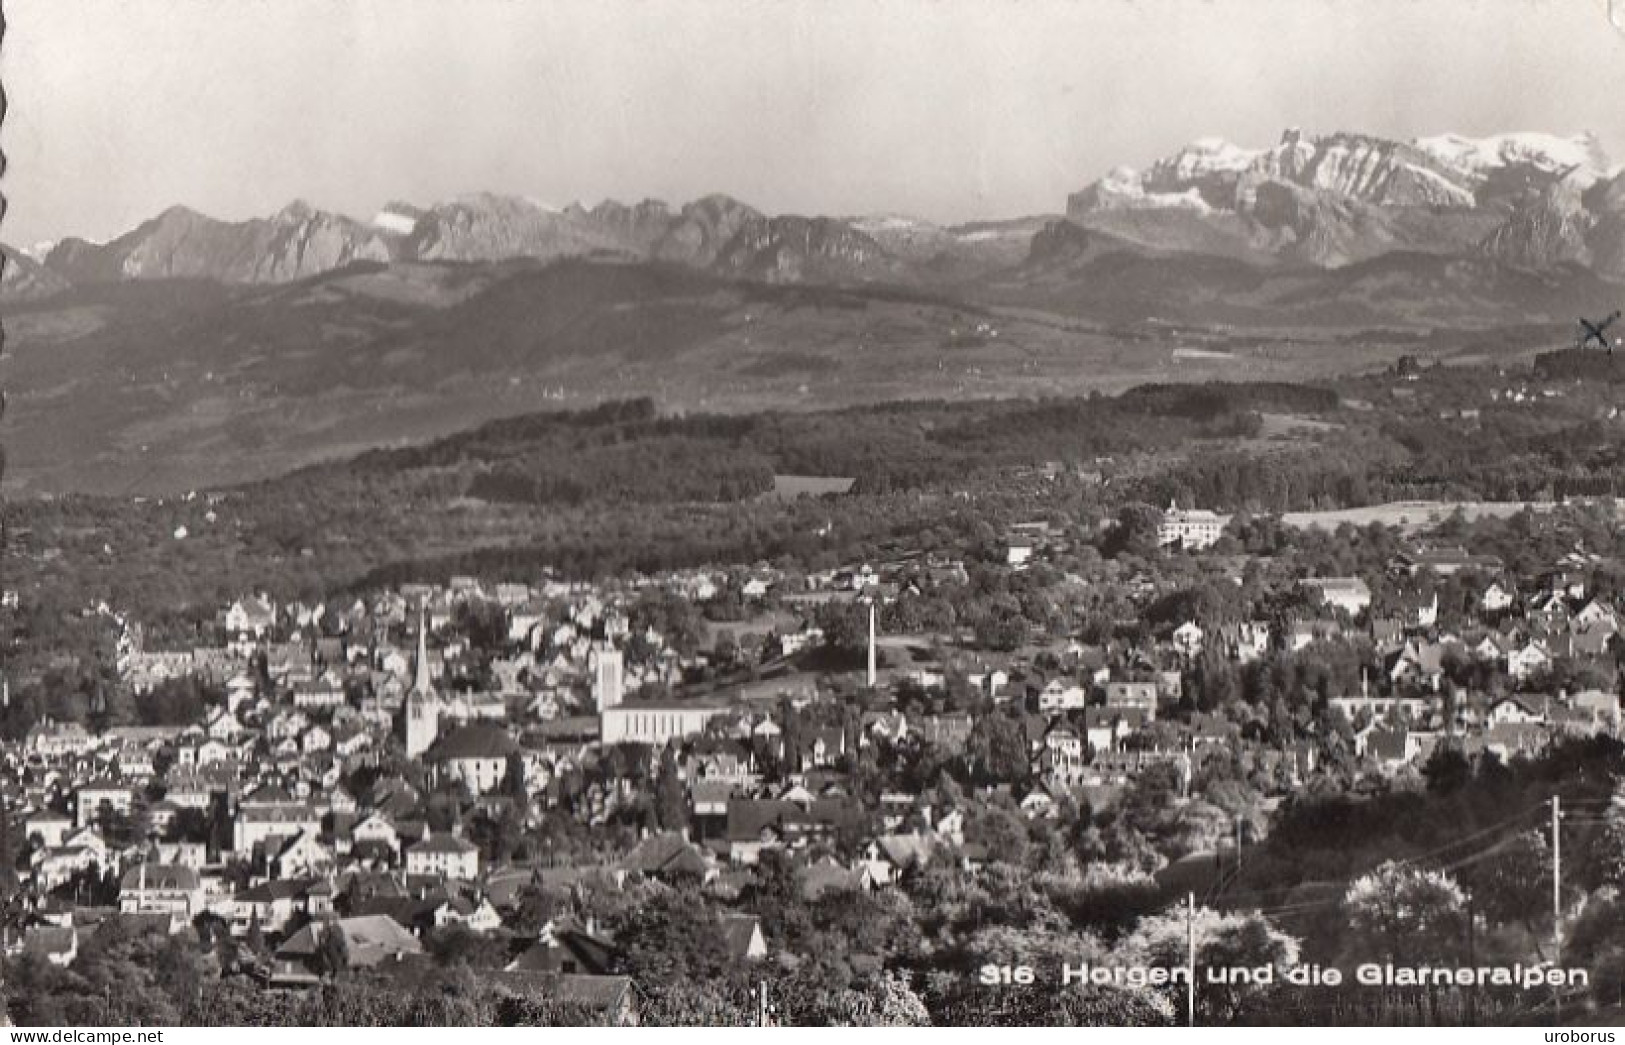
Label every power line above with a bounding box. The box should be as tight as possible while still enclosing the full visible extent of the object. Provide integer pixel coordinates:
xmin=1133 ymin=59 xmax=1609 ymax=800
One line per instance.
xmin=1218 ymin=804 xmax=1549 ymax=920
xmin=1252 ymin=899 xmax=1345 ymax=917
xmin=1394 ymin=804 xmax=1546 ymax=870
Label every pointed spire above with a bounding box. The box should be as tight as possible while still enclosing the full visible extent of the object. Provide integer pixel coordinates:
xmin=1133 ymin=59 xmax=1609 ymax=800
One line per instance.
xmin=413 ymin=606 xmax=433 ymax=696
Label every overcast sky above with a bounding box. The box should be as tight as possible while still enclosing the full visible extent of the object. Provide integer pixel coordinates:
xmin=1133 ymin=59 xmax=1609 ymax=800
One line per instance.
xmin=6 ymin=0 xmax=1625 ymax=245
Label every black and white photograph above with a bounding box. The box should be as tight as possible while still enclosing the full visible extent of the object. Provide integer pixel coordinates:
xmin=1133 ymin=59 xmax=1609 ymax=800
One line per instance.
xmin=5 ymin=0 xmax=1625 ymax=1029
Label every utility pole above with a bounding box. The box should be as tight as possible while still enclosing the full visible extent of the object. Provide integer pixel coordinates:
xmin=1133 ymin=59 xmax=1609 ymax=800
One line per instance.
xmin=1466 ymin=889 xmax=1477 ymax=1025
xmin=1186 ymin=891 xmax=1196 ymax=1028
xmin=1553 ymin=795 xmax=1564 ymax=1023
xmin=1552 ymin=796 xmax=1562 ymax=957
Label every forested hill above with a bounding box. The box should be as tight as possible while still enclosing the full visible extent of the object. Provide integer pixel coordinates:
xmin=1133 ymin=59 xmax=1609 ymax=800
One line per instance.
xmin=319 ymin=385 xmax=1315 ymax=502
xmin=7 ymin=357 xmax=1625 ymax=637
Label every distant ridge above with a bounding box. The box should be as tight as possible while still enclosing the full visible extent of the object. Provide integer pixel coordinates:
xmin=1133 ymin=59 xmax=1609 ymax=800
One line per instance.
xmin=14 ymin=127 xmax=1625 ymax=299
xmin=14 ymin=193 xmax=1050 ymax=297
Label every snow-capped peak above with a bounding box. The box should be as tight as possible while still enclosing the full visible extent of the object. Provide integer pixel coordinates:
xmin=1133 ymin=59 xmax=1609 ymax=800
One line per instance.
xmin=372 ymin=207 xmax=420 ymax=236
xmin=1086 ymin=164 xmax=1214 ymax=213
xmin=1412 ymin=131 xmax=1611 ymax=184
xmin=1160 ymin=137 xmax=1265 ymax=179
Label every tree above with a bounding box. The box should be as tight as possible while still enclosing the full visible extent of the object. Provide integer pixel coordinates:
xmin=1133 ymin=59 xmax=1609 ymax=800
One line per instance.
xmin=1343 ymin=861 xmax=1466 ymax=963
xmin=712 ymin=629 xmax=739 ymax=666
xmin=504 ymin=752 xmax=529 ymax=801
xmin=1120 ymin=905 xmax=1299 ymax=1023
xmin=1563 ymin=887 xmax=1625 ymax=1007
xmin=245 ymin=910 xmax=269 ymax=960
xmin=654 ymin=749 xmax=688 ymax=833
xmin=926 ymin=974 xmax=1170 ymax=1026
xmin=1459 ymin=828 xmax=1552 ymax=949
xmin=453 ymin=599 xmax=509 ymax=652
xmin=814 ymin=601 xmax=869 ymax=655
xmin=610 ymin=889 xmax=732 ymax=988
xmin=316 ymin=920 xmax=351 ymax=978
xmin=0 ymin=798 xmax=19 ymax=909
xmin=962 ymin=714 xmax=1031 ymax=784
xmin=426 ymin=926 xmax=511 ymax=969
xmin=1422 ymin=745 xmax=1472 ymax=795
xmin=964 ymin=805 xmax=1030 ymax=868
xmin=1591 ymin=781 xmax=1625 ymax=891
xmin=865 ymin=969 xmax=932 ymax=1026
xmin=1102 ymin=502 xmax=1164 ymax=559
xmin=1166 ymin=799 xmax=1230 ymax=859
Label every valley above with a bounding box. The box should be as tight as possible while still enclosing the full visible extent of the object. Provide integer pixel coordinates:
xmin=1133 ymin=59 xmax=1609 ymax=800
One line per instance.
xmin=3 ymin=257 xmax=1495 ymax=495
xmin=2 ymin=127 xmax=1622 ymax=495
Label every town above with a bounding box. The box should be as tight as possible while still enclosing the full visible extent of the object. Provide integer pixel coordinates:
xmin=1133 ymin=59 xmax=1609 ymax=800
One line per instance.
xmin=14 ymin=0 xmax=1625 ymax=1029
xmin=5 ymin=475 xmax=1625 ymax=1025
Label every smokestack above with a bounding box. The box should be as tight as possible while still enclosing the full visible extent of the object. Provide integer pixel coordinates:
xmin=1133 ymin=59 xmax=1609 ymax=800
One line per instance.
xmin=867 ymin=602 xmax=877 ymax=689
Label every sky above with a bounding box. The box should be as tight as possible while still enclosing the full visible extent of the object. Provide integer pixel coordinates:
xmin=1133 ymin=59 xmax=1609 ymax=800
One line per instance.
xmin=6 ymin=0 xmax=1625 ymax=246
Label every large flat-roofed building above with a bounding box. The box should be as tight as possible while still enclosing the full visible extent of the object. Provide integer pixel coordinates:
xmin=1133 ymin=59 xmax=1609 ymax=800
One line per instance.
xmin=1157 ymin=504 xmax=1226 ymax=550
xmin=601 ymin=702 xmax=727 ymax=745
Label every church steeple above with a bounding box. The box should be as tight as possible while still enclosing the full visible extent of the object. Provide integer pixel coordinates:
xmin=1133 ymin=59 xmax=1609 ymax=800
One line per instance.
xmin=412 ymin=606 xmax=434 ymax=696
xmin=404 ymin=605 xmax=441 ymax=759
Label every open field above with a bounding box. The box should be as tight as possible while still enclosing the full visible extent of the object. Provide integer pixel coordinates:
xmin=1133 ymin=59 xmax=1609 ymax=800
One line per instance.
xmin=1278 ymin=500 xmax=1571 ymax=534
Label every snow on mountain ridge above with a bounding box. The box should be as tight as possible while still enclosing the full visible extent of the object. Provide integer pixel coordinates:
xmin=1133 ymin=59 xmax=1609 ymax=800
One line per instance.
xmin=1159 ymin=138 xmax=1264 ymax=179
xmin=1085 ymin=165 xmax=1216 ymax=212
xmin=1076 ymin=128 xmax=1612 ymax=224
xmin=1412 ymin=132 xmax=1610 ymax=184
xmin=1399 ymin=163 xmax=1477 ymax=207
xmin=372 ymin=209 xmax=419 ymax=236
xmin=849 ymin=214 xmax=936 ymax=233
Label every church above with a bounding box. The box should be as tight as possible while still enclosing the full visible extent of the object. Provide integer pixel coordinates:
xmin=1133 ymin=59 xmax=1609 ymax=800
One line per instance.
xmin=404 ymin=611 xmax=442 ymax=759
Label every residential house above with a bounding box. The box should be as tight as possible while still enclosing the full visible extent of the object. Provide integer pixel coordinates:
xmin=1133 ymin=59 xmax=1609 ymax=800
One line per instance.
xmin=1301 ymin=577 xmax=1373 ymax=617
xmin=1172 ymin=621 xmax=1204 ymax=657
xmin=119 ymin=863 xmax=205 ymax=917
xmin=1037 ymin=678 xmax=1088 ymax=713
xmin=75 ymin=781 xmax=133 ymax=829
xmin=405 ymin=832 xmax=480 ymax=880
xmin=1506 ymin=641 xmax=1552 ymax=682
xmin=277 ymin=915 xmax=423 ymax=972
xmin=233 ymin=802 xmax=320 ymax=856
xmin=1481 ymin=582 xmax=1515 ymax=614
xmin=1104 ymin=681 xmax=1159 ymax=720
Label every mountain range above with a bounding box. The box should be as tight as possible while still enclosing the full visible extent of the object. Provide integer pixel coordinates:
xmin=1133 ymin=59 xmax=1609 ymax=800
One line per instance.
xmin=9 ymin=127 xmax=1625 ymax=296
xmin=4 ymin=127 xmax=1625 ymax=495
xmin=13 ymin=193 xmax=1043 ymax=296
xmin=1066 ymin=128 xmax=1625 ymax=272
